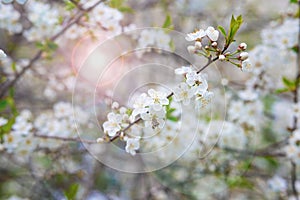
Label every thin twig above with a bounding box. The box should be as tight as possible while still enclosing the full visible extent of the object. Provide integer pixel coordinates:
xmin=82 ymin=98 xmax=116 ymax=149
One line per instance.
xmin=34 ymin=132 xmax=97 ymax=144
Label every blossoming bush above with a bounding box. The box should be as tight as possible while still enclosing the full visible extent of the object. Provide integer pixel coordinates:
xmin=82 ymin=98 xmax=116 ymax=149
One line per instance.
xmin=0 ymin=0 xmax=299 ymax=199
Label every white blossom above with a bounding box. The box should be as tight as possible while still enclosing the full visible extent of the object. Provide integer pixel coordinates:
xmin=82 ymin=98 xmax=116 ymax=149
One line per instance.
xmin=103 ymin=112 xmax=123 ymax=137
xmin=173 ymin=82 xmax=195 ymax=105
xmin=132 ymin=93 xmax=153 ymax=117
xmin=175 ymin=66 xmax=193 ymax=75
xmin=186 ymin=71 xmax=208 ymax=94
xmin=148 ymin=89 xmax=169 ymax=111
xmin=141 ymin=106 xmax=166 ymax=130
xmin=125 ymin=137 xmax=140 ymax=156
xmin=205 ymin=26 xmax=219 ymax=41
xmin=241 ymin=59 xmax=252 ymax=72
xmin=268 ymin=176 xmax=287 ymax=192
xmin=185 ymin=29 xmax=206 ymax=41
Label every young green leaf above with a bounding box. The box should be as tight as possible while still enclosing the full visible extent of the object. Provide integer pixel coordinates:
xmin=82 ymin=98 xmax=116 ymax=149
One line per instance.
xmin=64 ymin=183 xmax=79 ymax=200
xmin=218 ymin=25 xmax=227 ymax=38
xmin=162 ymin=14 xmax=172 ymax=29
xmin=226 ymin=15 xmax=243 ymax=47
xmin=282 ymin=76 xmax=296 ymax=90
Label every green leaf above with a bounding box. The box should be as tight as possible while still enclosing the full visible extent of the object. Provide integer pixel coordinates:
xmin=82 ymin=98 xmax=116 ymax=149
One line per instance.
xmin=217 ymin=25 xmax=227 ymax=37
xmin=11 ymin=62 xmax=17 ymax=72
xmin=291 ymin=45 xmax=299 ymax=53
xmin=275 ymin=88 xmax=289 ymax=94
xmin=64 ymin=183 xmax=79 ymax=200
xmin=290 ymin=0 xmax=298 ymax=3
xmin=162 ymin=14 xmax=173 ymax=29
xmin=227 ymin=176 xmax=253 ymax=189
xmin=65 ymin=0 xmax=76 ymax=11
xmin=282 ymin=76 xmax=296 ymax=89
xmin=169 ymin=40 xmax=175 ymax=51
xmin=118 ymin=6 xmax=134 ymax=13
xmin=226 ymin=15 xmax=243 ymax=47
xmin=0 ymin=99 xmax=8 ymax=112
xmin=109 ymin=0 xmax=123 ymax=8
xmin=167 ymin=115 xmax=179 ymax=122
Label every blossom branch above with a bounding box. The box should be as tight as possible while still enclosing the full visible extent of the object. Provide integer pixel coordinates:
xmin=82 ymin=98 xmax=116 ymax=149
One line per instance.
xmin=0 ymin=0 xmax=106 ymax=98
xmin=33 ymin=132 xmax=97 ymax=144
xmin=105 ymin=56 xmax=221 ymax=143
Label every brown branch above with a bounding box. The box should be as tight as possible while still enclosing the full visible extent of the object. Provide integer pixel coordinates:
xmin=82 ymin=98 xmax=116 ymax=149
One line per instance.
xmin=34 ymin=132 xmax=97 ymax=144
xmin=0 ymin=0 xmax=105 ymax=98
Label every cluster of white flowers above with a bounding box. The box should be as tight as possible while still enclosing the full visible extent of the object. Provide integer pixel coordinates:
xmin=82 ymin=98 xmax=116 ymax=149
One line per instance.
xmin=64 ymin=1 xmax=124 ymax=40
xmin=35 ymin=101 xmax=89 ymax=138
xmin=185 ymin=26 xmax=252 ymax=72
xmin=0 ymin=3 xmax=22 ymax=34
xmin=228 ymin=99 xmax=263 ymax=128
xmin=42 ymin=68 xmax=76 ymax=100
xmin=101 ymin=89 xmax=171 ymax=155
xmin=23 ymin=1 xmax=61 ymax=41
xmin=247 ymin=17 xmax=297 ymax=91
xmin=2 ymin=110 xmax=34 ymax=155
xmin=1 ymin=102 xmax=90 ymax=155
xmin=284 ymin=130 xmax=300 ymax=164
xmin=174 ymin=65 xmax=213 ymax=107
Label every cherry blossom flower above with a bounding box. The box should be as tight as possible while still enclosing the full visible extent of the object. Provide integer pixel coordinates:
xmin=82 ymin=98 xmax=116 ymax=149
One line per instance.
xmin=205 ymin=26 xmax=219 ymax=41
xmin=174 ymin=66 xmax=193 ymax=75
xmin=186 ymin=71 xmax=208 ymax=94
xmin=173 ymin=82 xmax=195 ymax=105
xmin=103 ymin=112 xmax=123 ymax=137
xmin=141 ymin=106 xmax=166 ymax=130
xmin=241 ymin=59 xmax=252 ymax=72
xmin=147 ymin=89 xmax=169 ymax=111
xmin=125 ymin=137 xmax=140 ymax=156
xmin=185 ymin=29 xmax=206 ymax=41
xmin=132 ymin=93 xmax=153 ymax=117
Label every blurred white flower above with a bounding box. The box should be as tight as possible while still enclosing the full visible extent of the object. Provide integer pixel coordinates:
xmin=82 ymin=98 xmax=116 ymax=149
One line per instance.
xmin=0 ymin=117 xmax=8 ymax=126
xmin=54 ymin=102 xmax=73 ymax=119
xmin=268 ymin=176 xmax=287 ymax=192
xmin=12 ymin=120 xmax=33 ymax=136
xmin=174 ymin=66 xmax=193 ymax=75
xmin=196 ymin=90 xmax=213 ymax=108
xmin=0 ymin=49 xmax=7 ymax=59
xmin=241 ymin=58 xmax=252 ymax=72
xmin=125 ymin=137 xmax=140 ymax=156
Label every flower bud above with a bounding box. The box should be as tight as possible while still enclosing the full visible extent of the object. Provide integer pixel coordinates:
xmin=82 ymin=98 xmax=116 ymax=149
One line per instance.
xmin=239 ymin=52 xmax=249 ymax=61
xmin=97 ymin=138 xmax=105 ymax=143
xmin=211 ymin=42 xmax=218 ymax=48
xmin=187 ymin=45 xmax=196 ymax=54
xmin=195 ymin=41 xmax=202 ymax=50
xmin=218 ymin=54 xmax=226 ymax=61
xmin=238 ymin=42 xmax=247 ymax=51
